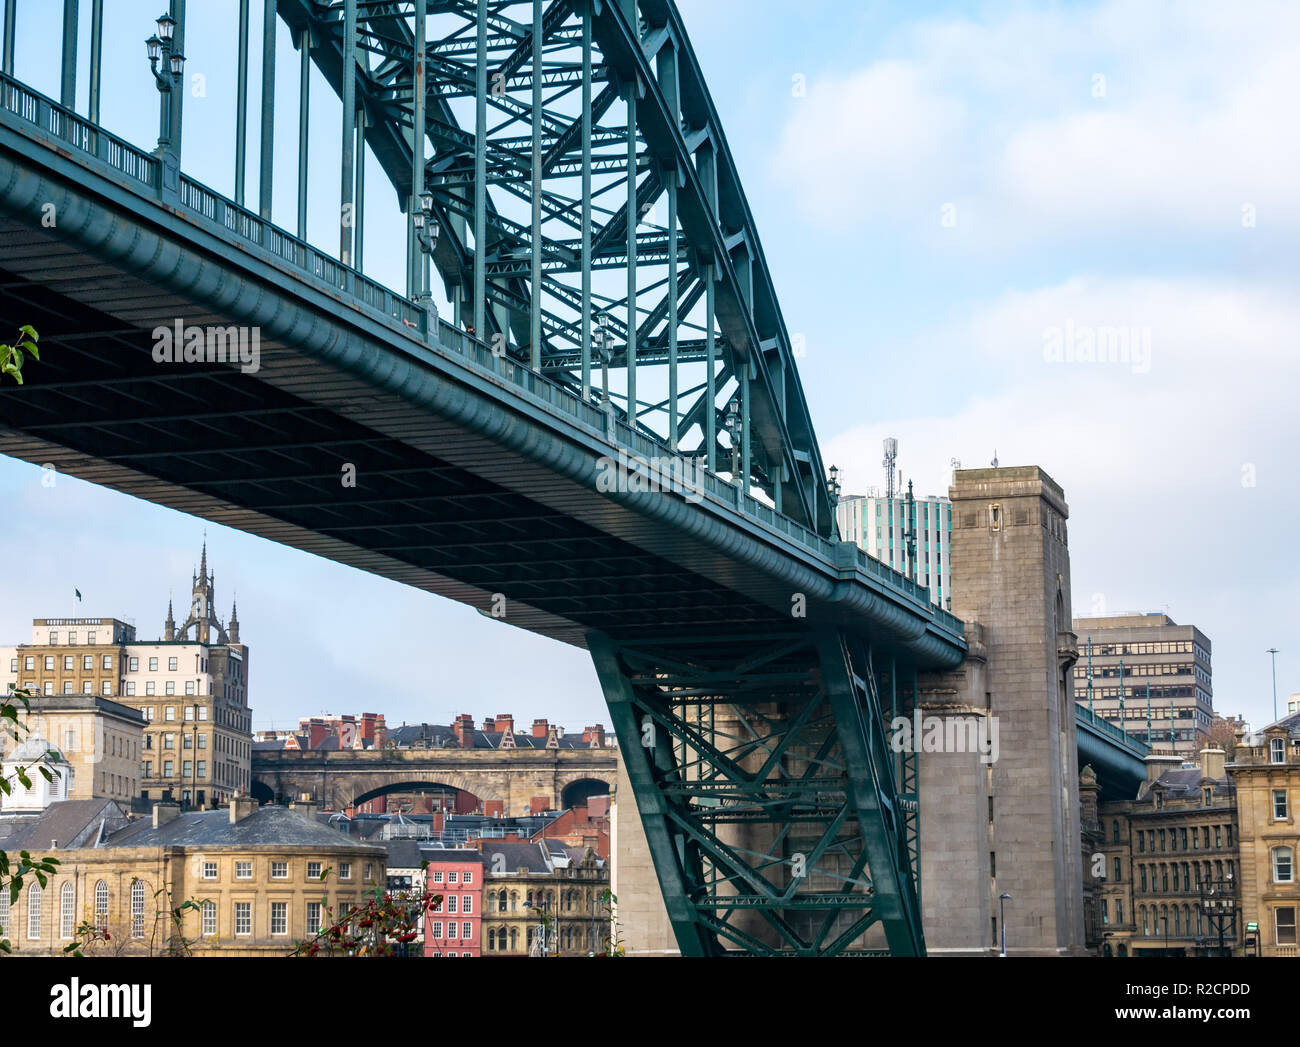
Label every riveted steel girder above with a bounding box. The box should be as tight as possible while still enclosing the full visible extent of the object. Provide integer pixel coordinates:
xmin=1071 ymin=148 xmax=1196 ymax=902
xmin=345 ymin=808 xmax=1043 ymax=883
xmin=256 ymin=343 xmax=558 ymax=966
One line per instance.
xmin=590 ymin=628 xmax=925 ymax=956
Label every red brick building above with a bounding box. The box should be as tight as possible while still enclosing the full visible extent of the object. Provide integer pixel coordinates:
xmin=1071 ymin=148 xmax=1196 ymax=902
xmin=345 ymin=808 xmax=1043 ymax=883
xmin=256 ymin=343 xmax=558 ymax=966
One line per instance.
xmin=424 ymin=850 xmax=485 ymax=957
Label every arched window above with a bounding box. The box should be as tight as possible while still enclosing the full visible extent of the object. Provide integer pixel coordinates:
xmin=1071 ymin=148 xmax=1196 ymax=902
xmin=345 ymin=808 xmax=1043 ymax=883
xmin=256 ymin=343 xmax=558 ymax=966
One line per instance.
xmin=526 ymin=891 xmax=534 ymax=909
xmin=26 ymin=883 xmax=42 ymax=940
xmin=509 ymin=927 xmax=517 ymax=950
xmin=60 ymin=882 xmax=75 ymax=939
xmin=94 ymin=880 xmax=109 ymax=928
xmin=499 ymin=892 xmax=507 ymax=913
xmin=1172 ymin=907 xmax=1180 ymax=936
xmin=130 ymin=880 xmax=145 ymax=938
xmin=509 ymin=891 xmax=517 ymax=912
xmin=1273 ymin=846 xmax=1294 ymax=884
xmin=487 ymin=928 xmax=496 ymax=951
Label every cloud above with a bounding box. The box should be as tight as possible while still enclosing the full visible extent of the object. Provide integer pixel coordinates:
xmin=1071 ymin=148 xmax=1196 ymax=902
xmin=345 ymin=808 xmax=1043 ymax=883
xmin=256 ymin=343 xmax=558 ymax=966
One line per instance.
xmin=772 ymin=0 xmax=1300 ymax=248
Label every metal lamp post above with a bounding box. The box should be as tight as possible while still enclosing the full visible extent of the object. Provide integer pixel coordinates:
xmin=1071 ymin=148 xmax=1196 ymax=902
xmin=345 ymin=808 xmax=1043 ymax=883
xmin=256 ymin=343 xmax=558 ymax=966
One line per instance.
xmin=826 ymin=464 xmax=841 ymax=504
xmin=146 ymin=13 xmax=184 ymax=154
xmin=412 ymin=190 xmax=441 ymax=327
xmin=1268 ymin=648 xmax=1280 ymax=723
xmin=1198 ymin=874 xmax=1237 ymax=957
xmin=999 ymin=892 xmax=1011 ymax=957
xmin=596 ymin=311 xmax=611 ymax=406
xmin=725 ymin=398 xmax=742 ymax=488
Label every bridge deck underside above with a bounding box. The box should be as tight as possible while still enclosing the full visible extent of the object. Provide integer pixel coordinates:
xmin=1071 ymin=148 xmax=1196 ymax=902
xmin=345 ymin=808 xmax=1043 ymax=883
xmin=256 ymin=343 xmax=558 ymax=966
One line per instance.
xmin=0 ymin=245 xmax=788 ymax=647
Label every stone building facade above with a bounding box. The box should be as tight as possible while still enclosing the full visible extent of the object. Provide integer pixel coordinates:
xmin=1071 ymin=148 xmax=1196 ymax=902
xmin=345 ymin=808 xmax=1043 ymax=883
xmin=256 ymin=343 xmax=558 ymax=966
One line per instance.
xmin=0 ymin=695 xmax=145 ymax=809
xmin=1096 ymin=749 xmax=1240 ymax=957
xmin=479 ymin=840 xmax=609 ymax=955
xmin=1230 ymin=714 xmax=1300 ymax=957
xmin=0 ymin=799 xmax=383 ymax=956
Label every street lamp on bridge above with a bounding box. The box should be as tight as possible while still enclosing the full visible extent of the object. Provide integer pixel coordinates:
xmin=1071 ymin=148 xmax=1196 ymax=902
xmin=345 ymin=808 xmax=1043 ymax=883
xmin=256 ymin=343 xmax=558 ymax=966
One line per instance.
xmin=725 ymin=398 xmax=743 ymax=487
xmin=412 ymin=191 xmax=441 ymax=325
xmin=145 ymin=13 xmax=185 ymax=154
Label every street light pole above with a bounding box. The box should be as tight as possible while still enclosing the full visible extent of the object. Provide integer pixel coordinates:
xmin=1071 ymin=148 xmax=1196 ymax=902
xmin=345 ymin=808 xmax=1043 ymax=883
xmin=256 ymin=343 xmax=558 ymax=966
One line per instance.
xmin=1267 ymin=648 xmax=1280 ymax=723
xmin=999 ymin=892 xmax=1011 ymax=957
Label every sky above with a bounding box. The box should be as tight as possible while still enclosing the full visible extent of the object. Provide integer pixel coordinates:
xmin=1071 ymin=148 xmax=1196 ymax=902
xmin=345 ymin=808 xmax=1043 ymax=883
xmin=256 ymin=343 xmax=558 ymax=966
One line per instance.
xmin=1 ymin=0 xmax=1296 ymax=733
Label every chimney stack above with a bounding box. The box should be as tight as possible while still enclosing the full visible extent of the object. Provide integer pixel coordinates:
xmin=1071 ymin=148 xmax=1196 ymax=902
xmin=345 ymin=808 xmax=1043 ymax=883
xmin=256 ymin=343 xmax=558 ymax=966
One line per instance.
xmin=152 ymin=802 xmax=181 ymax=828
xmin=229 ymin=795 xmax=259 ymax=824
xmin=454 ymin=714 xmax=475 ymax=748
xmin=532 ymin=718 xmax=549 ymax=739
xmin=495 ymin=713 xmax=514 ymax=737
xmin=1200 ymin=747 xmax=1226 ymax=781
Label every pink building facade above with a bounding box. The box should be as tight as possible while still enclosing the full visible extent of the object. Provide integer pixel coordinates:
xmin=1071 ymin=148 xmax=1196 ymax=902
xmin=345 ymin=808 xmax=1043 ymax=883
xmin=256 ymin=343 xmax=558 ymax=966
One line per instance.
xmin=424 ymin=850 xmax=485 ymax=957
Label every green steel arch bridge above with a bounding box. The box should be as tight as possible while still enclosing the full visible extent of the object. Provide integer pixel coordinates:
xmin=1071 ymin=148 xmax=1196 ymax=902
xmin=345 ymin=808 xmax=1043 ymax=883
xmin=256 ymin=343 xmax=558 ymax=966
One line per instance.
xmin=0 ymin=0 xmax=1144 ymax=956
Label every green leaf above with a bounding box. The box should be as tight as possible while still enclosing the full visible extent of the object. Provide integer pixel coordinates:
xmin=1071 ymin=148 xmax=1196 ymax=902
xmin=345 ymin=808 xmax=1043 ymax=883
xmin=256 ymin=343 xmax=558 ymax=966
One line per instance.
xmin=18 ymin=325 xmax=37 ymax=341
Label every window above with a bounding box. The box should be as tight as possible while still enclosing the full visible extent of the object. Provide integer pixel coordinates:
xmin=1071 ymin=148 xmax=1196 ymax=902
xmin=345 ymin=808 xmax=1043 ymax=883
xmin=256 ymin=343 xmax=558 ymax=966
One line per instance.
xmin=462 ymin=922 xmax=471 ymax=939
xmin=1116 ymin=899 xmax=1123 ymax=924
xmin=1273 ymin=847 xmax=1294 ymax=884
xmin=1277 ymin=907 xmax=1298 ymax=946
xmin=102 ymin=655 xmax=112 ymax=670
xmin=1275 ymin=790 xmax=1289 ymax=820
xmin=364 ymin=863 xmax=373 ymax=882
xmin=431 ymin=921 xmax=443 ymax=938
xmin=1272 ymin=738 xmax=1286 ymax=764
xmin=340 ymin=862 xmax=352 ymax=880
xmin=462 ymin=871 xmax=473 ymax=885
xmin=197 ymin=733 xmax=207 ymax=749
xmin=203 ymin=861 xmax=218 ymax=880
xmin=1113 ymin=858 xmax=1122 ymax=882
xmin=202 ymin=900 xmax=217 ymax=935
xmin=102 ymin=681 xmax=112 ymax=695
xmin=63 ymin=656 xmax=72 ymax=670
xmin=130 ymin=880 xmax=145 ymax=938
xmin=447 ymin=895 xmax=457 ymax=913
xmin=26 ymin=884 xmax=41 ymax=939
xmin=448 ymin=920 xmax=458 ymax=938
xmin=22 ymin=656 xmax=32 ymax=670
xmin=148 ymin=657 xmax=158 ymax=671
xmin=168 ymin=657 xmax=178 ymax=672
xmin=270 ymin=902 xmax=287 ymax=936
xmin=94 ymin=881 xmax=108 ymax=927
xmin=60 ymin=882 xmax=75 ymax=939
xmin=235 ymin=861 xmax=252 ymax=879
xmin=462 ymin=894 xmax=472 ymax=913
xmin=185 ymin=681 xmax=195 ymax=695
xmin=67 ymin=632 xmax=76 ymax=645
xmin=271 ymin=862 xmax=288 ymax=879
xmin=164 ymin=733 xmax=175 ymax=749
xmin=82 ymin=681 xmax=93 ymax=694
xmin=307 ymin=861 xmax=322 ymax=881
xmin=43 ymin=656 xmax=53 ymax=670
xmin=47 ymin=632 xmax=57 ymax=645
xmin=1138 ymin=833 xmax=1145 ymax=853
xmin=431 ymin=871 xmax=444 ymax=883
xmin=448 ymin=871 xmax=458 ymax=883
xmin=235 ymin=901 xmax=251 ymax=936
xmin=1215 ymin=826 xmax=1222 ymax=848
xmin=129 ymin=657 xmax=138 ymax=671
xmin=198 ymin=707 xmax=208 ymax=721
xmin=197 ymin=761 xmax=206 ymax=777
xmin=143 ymin=761 xmax=152 ymax=778
xmin=306 ymin=902 xmax=322 ymax=934
xmin=1140 ymin=867 xmax=1148 ymax=892
xmin=163 ymin=760 xmax=173 ymax=777
xmin=82 ymin=655 xmax=93 ymax=670
xmin=165 ymin=682 xmax=175 ymax=696
xmin=145 ymin=682 xmax=155 ymax=696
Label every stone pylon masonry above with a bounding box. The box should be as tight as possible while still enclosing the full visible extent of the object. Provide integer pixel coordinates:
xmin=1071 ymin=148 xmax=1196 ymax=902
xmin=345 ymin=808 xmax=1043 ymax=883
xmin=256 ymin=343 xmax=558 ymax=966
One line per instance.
xmin=920 ymin=467 xmax=1085 ymax=955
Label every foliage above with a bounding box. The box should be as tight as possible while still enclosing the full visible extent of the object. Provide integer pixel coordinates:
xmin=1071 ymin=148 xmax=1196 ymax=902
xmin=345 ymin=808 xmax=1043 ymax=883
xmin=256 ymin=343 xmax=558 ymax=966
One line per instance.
xmin=1205 ymin=715 xmax=1242 ymax=760
xmin=0 ymin=325 xmax=38 ymax=384
xmin=599 ymin=887 xmax=625 ymax=957
xmin=290 ymin=866 xmax=442 ymax=957
xmin=0 ymin=684 xmax=61 ymax=954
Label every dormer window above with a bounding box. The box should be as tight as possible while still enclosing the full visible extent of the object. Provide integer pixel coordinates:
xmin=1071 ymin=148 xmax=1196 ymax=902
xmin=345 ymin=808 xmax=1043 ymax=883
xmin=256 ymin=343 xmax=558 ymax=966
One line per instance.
xmin=1203 ymin=787 xmax=1213 ymax=806
xmin=1154 ymin=792 xmax=1164 ymax=810
xmin=1271 ymin=738 xmax=1286 ymax=764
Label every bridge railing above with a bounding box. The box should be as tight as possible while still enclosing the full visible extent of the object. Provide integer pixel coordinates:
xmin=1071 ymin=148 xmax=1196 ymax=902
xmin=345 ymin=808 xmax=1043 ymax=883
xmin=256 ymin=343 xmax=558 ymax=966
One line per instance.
xmin=0 ymin=69 xmax=964 ymax=640
xmin=1076 ymin=702 xmax=1151 ymax=756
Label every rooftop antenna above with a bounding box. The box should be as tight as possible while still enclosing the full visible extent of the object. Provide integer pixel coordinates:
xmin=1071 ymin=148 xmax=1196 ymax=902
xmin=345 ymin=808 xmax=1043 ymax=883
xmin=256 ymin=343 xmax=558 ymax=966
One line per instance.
xmin=883 ymin=437 xmax=898 ymax=499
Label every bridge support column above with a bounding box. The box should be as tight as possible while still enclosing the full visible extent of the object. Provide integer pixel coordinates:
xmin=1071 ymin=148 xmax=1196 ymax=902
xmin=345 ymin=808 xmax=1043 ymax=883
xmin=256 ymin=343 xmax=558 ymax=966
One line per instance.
xmin=591 ymin=628 xmax=924 ymax=956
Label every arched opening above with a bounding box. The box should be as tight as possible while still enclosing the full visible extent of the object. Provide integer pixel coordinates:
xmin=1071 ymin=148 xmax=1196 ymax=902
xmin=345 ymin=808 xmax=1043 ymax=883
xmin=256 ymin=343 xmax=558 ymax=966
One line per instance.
xmin=561 ymin=778 xmax=611 ymax=810
xmin=250 ymin=779 xmax=274 ymax=806
xmin=350 ymin=781 xmax=481 ymax=817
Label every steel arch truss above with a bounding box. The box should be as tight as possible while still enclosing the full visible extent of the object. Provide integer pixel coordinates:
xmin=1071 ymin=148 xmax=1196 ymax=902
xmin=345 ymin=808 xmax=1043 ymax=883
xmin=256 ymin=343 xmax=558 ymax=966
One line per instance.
xmin=276 ymin=0 xmax=836 ymax=536
xmin=590 ymin=629 xmax=925 ymax=956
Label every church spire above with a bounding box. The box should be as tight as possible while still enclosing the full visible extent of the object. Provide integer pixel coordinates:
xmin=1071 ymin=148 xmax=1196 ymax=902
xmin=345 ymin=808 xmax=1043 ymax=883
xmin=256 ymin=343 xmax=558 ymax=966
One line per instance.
xmin=164 ymin=596 xmax=176 ymax=642
xmin=229 ymin=596 xmax=240 ymax=645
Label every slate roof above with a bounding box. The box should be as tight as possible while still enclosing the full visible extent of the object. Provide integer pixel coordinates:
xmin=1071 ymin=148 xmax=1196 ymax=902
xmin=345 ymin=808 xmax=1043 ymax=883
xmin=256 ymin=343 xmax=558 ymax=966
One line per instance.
xmin=385 ymin=722 xmax=603 ymax=751
xmin=481 ymin=841 xmax=551 ymax=874
xmin=0 ymin=798 xmax=131 ymax=851
xmin=383 ymin=839 xmax=423 ymax=871
xmin=103 ymin=805 xmax=386 ymax=852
